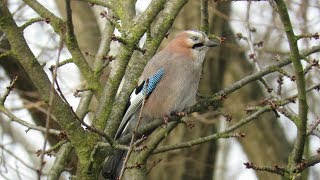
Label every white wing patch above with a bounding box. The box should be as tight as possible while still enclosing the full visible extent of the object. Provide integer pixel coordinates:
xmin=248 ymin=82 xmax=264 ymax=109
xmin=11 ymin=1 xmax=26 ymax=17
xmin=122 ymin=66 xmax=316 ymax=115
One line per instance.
xmin=115 ymin=68 xmax=165 ymax=139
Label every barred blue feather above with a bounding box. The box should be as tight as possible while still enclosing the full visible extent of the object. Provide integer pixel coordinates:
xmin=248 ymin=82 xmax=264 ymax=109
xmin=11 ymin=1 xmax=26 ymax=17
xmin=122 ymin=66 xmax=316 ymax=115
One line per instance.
xmin=144 ymin=68 xmax=164 ymax=95
xmin=115 ymin=68 xmax=164 ymax=138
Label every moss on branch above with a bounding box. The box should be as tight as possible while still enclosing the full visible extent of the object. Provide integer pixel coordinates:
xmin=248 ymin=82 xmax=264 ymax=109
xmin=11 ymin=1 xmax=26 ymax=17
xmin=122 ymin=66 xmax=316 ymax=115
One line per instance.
xmin=23 ymin=0 xmax=103 ymax=98
xmin=0 ymin=3 xmax=99 ymax=178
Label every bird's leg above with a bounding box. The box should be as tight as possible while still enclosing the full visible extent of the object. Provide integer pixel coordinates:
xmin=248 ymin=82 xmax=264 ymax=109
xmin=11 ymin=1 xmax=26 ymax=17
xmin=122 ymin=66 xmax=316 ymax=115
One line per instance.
xmin=162 ymin=111 xmax=187 ymax=127
xmin=173 ymin=112 xmax=194 ymax=128
xmin=162 ymin=115 xmax=170 ymax=126
xmin=173 ymin=111 xmax=187 ymax=116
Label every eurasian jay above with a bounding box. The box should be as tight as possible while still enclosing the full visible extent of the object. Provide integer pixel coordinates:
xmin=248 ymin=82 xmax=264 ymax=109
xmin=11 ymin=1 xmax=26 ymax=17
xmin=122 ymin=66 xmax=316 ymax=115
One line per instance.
xmin=102 ymin=30 xmax=218 ymax=179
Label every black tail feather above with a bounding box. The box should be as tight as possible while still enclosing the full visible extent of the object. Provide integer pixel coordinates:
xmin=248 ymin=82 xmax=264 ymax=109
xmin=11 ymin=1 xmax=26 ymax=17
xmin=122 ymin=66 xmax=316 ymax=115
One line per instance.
xmin=102 ymin=150 xmax=126 ymax=180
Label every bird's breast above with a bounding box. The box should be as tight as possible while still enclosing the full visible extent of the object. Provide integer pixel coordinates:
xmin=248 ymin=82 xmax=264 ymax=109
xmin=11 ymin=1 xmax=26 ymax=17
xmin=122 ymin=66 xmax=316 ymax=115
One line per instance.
xmin=142 ymin=65 xmax=202 ymax=119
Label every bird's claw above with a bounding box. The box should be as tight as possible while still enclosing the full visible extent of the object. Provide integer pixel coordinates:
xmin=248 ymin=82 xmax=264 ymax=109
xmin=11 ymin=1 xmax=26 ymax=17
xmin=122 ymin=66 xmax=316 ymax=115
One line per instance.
xmin=162 ymin=115 xmax=170 ymax=127
xmin=174 ymin=111 xmax=187 ymax=116
xmin=163 ymin=116 xmax=169 ymax=124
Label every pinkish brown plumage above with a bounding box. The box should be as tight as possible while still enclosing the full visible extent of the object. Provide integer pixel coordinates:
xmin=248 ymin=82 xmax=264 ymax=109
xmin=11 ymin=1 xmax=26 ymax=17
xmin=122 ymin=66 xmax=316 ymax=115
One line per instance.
xmin=140 ymin=30 xmax=217 ymax=119
xmin=102 ymin=30 xmax=218 ymax=179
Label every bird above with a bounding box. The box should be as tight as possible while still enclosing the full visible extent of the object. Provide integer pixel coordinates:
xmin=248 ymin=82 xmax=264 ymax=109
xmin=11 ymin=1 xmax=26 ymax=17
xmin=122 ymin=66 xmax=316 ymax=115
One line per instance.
xmin=102 ymin=30 xmax=218 ymax=179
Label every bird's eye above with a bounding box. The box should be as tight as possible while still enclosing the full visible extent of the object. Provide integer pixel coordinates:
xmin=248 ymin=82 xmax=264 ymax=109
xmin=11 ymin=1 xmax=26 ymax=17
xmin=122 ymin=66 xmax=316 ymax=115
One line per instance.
xmin=191 ymin=36 xmax=199 ymax=41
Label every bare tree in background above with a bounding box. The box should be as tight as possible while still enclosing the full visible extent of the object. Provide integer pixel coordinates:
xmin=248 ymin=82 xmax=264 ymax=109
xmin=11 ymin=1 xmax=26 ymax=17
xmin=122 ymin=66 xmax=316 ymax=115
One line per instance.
xmin=0 ymin=0 xmax=320 ymax=179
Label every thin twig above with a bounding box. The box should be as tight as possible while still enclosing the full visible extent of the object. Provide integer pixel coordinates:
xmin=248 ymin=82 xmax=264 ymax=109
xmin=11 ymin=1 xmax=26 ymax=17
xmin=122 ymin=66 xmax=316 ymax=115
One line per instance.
xmin=0 ymin=106 xmax=60 ymax=135
xmin=38 ymin=35 xmax=63 ymax=180
xmin=243 ymin=162 xmax=286 ymax=176
xmin=19 ymin=17 xmax=45 ymax=30
xmin=80 ymin=0 xmax=114 ymax=9
xmin=56 ymin=58 xmax=73 ymax=67
xmin=0 ymin=144 xmax=38 ymax=171
xmin=54 ymin=76 xmax=114 ymax=145
xmin=0 ymin=76 xmax=18 ymax=105
xmin=153 ymin=81 xmax=320 ymax=154
xmin=146 ymin=159 xmax=162 ymax=174
xmin=40 ymin=139 xmax=69 ymax=156
xmin=245 ymin=1 xmax=259 ymax=70
xmin=307 ymin=117 xmax=320 ymax=136
xmin=244 ymin=1 xmax=273 ymax=94
xmin=293 ymin=154 xmax=320 ymax=173
xmin=277 ymin=107 xmax=299 ymax=124
xmin=118 ymin=80 xmax=149 ymax=180
xmin=296 ymin=33 xmax=320 ymax=40
xmin=153 ymin=106 xmax=272 ymax=154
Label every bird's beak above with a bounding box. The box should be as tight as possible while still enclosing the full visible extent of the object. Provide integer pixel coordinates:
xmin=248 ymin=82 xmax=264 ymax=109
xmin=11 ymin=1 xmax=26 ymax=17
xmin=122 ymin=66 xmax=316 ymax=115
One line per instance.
xmin=205 ymin=39 xmax=219 ymax=47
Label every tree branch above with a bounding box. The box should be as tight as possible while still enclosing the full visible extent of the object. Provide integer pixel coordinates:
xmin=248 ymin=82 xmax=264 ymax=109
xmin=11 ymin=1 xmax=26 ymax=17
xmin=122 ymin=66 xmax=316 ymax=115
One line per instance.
xmin=117 ymin=45 xmax=320 ymax=145
xmin=19 ymin=17 xmax=44 ymax=30
xmin=80 ymin=0 xmax=114 ymax=9
xmin=274 ymin=0 xmax=308 ymax=167
xmin=104 ymin=0 xmax=190 ymax=139
xmin=243 ymin=162 xmax=286 ymax=176
xmin=93 ymin=0 xmax=167 ymax=131
xmin=293 ymin=154 xmax=320 ymax=173
xmin=200 ymin=0 xmax=209 ymax=33
xmin=0 ymin=105 xmax=60 ymax=135
xmin=0 ymin=2 xmax=94 ymax=171
xmin=48 ymin=142 xmax=73 ymax=180
xmin=22 ymin=0 xmax=103 ymax=98
xmin=153 ymin=106 xmax=272 ymax=154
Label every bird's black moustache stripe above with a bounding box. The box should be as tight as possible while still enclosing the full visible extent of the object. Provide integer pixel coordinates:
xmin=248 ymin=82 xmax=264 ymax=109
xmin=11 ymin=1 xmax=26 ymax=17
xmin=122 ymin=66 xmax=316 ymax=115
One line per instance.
xmin=192 ymin=43 xmax=204 ymax=49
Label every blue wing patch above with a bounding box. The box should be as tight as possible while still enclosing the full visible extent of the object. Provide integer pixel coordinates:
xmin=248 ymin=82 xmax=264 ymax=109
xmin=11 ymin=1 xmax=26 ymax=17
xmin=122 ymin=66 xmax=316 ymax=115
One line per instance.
xmin=115 ymin=68 xmax=165 ymax=139
xmin=143 ymin=68 xmax=165 ymax=95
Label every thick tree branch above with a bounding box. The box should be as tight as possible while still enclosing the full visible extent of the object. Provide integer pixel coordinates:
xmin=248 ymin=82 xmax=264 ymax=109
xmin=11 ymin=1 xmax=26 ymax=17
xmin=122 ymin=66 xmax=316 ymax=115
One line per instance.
xmin=22 ymin=0 xmax=103 ymax=98
xmin=104 ymin=0 xmax=190 ymax=139
xmin=93 ymin=0 xmax=167 ymax=131
xmin=274 ymin=0 xmax=308 ymax=167
xmin=0 ymin=2 xmax=96 ymax=173
xmin=48 ymin=142 xmax=73 ymax=180
xmin=48 ymin=7 xmax=117 ymax=179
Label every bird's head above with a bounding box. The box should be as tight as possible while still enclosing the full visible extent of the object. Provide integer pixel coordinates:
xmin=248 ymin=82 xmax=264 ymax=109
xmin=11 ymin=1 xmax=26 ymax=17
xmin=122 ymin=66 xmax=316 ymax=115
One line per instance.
xmin=165 ymin=30 xmax=219 ymax=61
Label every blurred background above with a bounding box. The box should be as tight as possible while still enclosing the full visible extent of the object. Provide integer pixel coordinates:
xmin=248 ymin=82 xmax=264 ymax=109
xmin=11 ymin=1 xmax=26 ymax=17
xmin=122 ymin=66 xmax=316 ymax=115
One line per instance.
xmin=0 ymin=0 xmax=319 ymax=179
